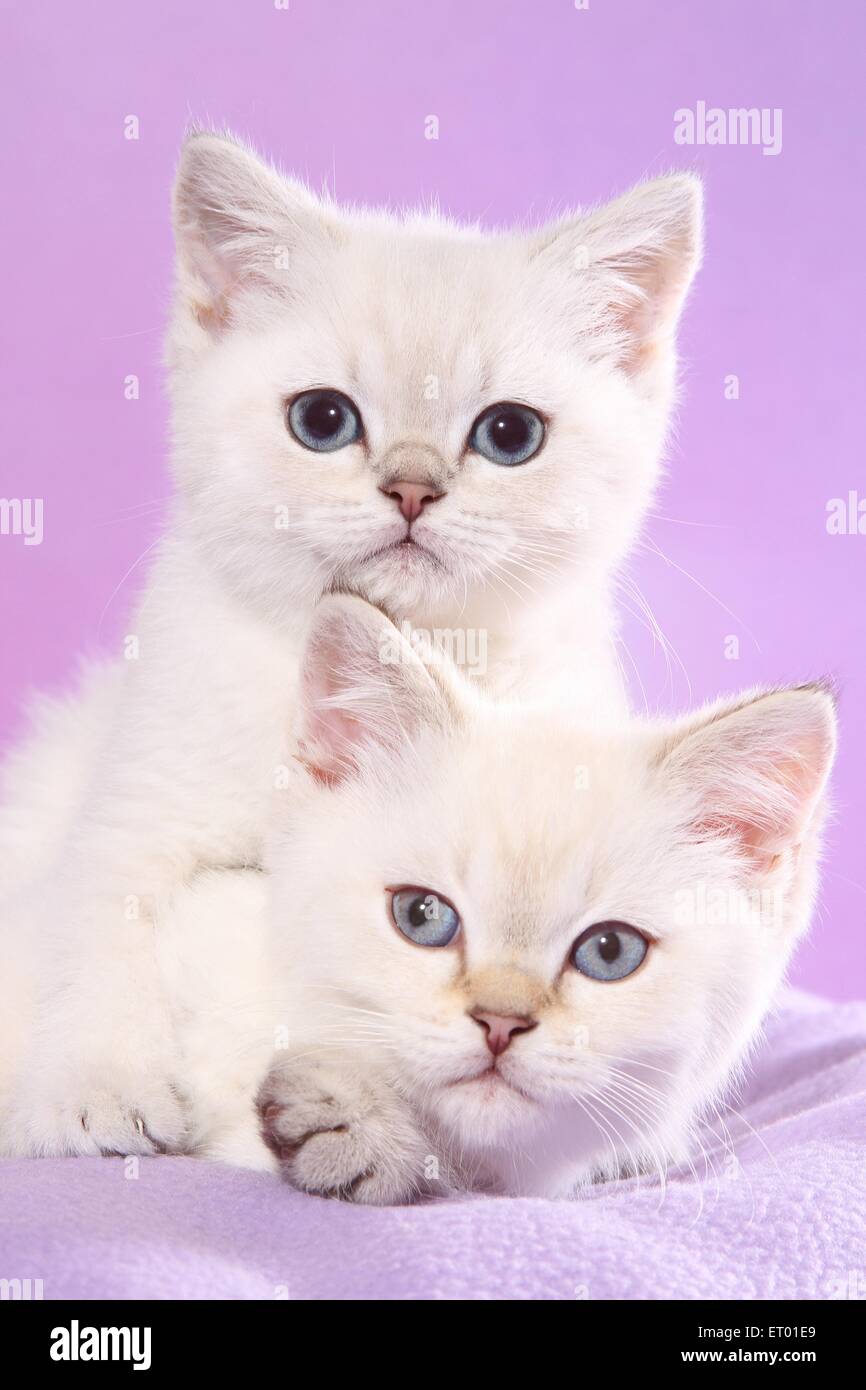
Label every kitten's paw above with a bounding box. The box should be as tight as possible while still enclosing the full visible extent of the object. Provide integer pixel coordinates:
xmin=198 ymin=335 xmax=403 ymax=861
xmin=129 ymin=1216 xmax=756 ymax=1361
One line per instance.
xmin=258 ymin=1062 xmax=428 ymax=1205
xmin=6 ymin=1073 xmax=189 ymax=1158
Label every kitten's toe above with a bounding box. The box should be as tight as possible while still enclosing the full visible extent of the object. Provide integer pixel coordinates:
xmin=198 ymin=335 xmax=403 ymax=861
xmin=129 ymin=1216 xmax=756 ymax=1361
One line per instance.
xmin=257 ymin=1070 xmax=427 ymax=1205
xmin=84 ymin=1086 xmax=189 ymax=1156
xmin=6 ymin=1076 xmax=189 ymax=1158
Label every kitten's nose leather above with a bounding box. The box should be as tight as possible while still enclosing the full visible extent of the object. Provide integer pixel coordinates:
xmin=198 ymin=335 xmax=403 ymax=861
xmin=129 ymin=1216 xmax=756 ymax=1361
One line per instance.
xmin=470 ymin=1010 xmax=537 ymax=1056
xmin=379 ymin=479 xmax=444 ymax=523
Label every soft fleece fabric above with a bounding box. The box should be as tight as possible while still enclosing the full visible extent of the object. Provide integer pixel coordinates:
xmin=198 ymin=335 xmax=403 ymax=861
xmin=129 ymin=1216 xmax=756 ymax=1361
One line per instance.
xmin=1 ymin=989 xmax=863 ymax=1301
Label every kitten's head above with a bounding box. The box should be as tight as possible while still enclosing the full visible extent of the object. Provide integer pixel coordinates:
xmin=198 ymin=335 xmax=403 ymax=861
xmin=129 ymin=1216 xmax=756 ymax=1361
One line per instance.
xmin=168 ymin=131 xmax=702 ymax=627
xmin=271 ymin=596 xmax=836 ymax=1197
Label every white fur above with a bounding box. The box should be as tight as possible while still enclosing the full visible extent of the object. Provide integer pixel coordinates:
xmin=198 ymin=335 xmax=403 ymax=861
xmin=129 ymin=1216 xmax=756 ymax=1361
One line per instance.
xmin=0 ymin=131 xmax=702 ymax=1155
xmin=242 ymin=599 xmax=836 ymax=1200
xmin=0 ymin=599 xmax=834 ymax=1198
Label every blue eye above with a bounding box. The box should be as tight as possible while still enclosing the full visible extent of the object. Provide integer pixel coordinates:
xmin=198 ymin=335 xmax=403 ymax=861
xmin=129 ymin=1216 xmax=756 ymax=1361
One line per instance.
xmin=390 ymin=889 xmax=461 ymax=948
xmin=468 ymin=402 xmax=545 ymax=466
xmin=571 ymin=922 xmax=648 ymax=982
xmin=288 ymin=389 xmax=363 ymax=452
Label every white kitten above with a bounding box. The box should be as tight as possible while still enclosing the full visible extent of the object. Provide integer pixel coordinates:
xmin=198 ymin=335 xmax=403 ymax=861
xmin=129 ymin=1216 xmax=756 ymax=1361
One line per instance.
xmin=1 ymin=597 xmax=827 ymax=1200
xmin=0 ymin=597 xmax=835 ymax=1197
xmin=255 ymin=597 xmax=836 ymax=1200
xmin=0 ymin=131 xmax=701 ymax=1156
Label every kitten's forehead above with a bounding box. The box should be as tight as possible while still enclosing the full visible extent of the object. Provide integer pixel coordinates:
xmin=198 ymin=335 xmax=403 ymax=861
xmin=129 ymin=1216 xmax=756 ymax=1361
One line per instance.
xmin=419 ymin=723 xmax=635 ymax=956
xmin=313 ymin=221 xmax=540 ymax=436
xmin=442 ymin=722 xmax=715 ymax=965
xmin=464 ymin=829 xmax=594 ymax=955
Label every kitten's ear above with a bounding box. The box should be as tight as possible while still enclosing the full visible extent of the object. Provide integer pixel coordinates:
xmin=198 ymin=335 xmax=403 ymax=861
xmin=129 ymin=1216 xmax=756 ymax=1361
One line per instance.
xmin=655 ymin=684 xmax=837 ymax=875
xmin=532 ymin=173 xmax=703 ymax=383
xmin=172 ymin=130 xmax=334 ymax=338
xmin=296 ymin=595 xmax=466 ymax=786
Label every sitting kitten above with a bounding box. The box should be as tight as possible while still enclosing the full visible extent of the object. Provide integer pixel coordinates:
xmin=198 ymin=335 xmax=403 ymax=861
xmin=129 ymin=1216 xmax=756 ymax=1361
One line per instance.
xmin=0 ymin=132 xmax=702 ymax=1158
xmin=14 ymin=595 xmax=826 ymax=1202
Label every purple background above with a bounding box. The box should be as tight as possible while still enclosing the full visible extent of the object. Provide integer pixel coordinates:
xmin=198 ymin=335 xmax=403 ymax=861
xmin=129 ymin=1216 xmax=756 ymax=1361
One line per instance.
xmin=1 ymin=0 xmax=863 ymax=998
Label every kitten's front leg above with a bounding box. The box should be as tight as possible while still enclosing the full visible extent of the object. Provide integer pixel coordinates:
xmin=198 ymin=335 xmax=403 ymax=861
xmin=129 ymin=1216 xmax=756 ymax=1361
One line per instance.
xmin=2 ymin=556 xmax=296 ymax=1159
xmin=4 ymin=876 xmax=189 ymax=1158
xmin=257 ymin=1058 xmax=436 ymax=1205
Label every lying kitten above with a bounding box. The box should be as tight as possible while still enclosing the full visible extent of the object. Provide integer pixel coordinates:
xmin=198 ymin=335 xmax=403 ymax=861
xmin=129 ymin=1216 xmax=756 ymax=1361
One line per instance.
xmin=18 ymin=594 xmax=826 ymax=1201
xmin=0 ymin=131 xmax=702 ymax=1157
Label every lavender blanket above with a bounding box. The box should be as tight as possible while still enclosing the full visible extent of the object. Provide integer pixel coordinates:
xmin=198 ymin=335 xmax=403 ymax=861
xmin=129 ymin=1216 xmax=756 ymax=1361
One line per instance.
xmin=1 ymin=989 xmax=864 ymax=1301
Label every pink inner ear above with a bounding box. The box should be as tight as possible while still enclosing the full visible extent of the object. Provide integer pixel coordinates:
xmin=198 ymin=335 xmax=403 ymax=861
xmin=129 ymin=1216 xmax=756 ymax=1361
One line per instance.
xmin=297 ymin=703 xmax=364 ymax=786
xmin=609 ymin=243 xmax=695 ymax=372
xmin=297 ymin=628 xmax=369 ymax=785
xmin=692 ymin=812 xmax=785 ymax=876
xmin=294 ymin=597 xmax=456 ymax=792
xmin=294 ymin=742 xmax=345 ymax=788
xmin=692 ymin=732 xmax=833 ymax=874
xmin=665 ymin=686 xmax=836 ymax=884
xmin=181 ymin=229 xmax=239 ymax=337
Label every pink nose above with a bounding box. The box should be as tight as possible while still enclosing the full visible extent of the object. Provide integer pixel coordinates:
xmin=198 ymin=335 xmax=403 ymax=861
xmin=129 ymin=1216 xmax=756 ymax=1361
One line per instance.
xmin=470 ymin=1010 xmax=537 ymax=1057
xmin=380 ymin=480 xmax=444 ymax=523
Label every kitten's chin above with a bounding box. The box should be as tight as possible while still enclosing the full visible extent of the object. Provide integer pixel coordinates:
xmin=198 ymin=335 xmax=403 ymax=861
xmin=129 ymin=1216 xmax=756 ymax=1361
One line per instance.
xmin=427 ymin=1068 xmax=541 ymax=1148
xmin=344 ymin=540 xmax=456 ymax=609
